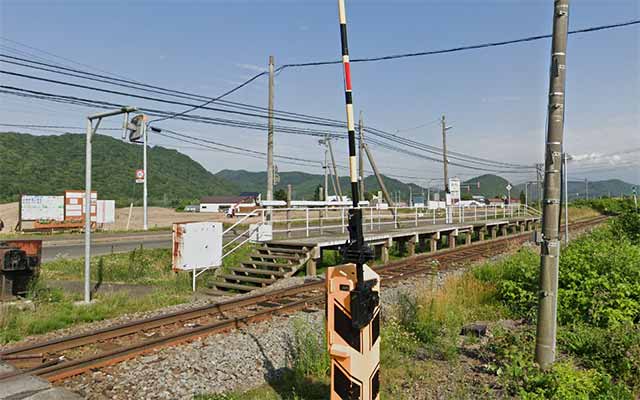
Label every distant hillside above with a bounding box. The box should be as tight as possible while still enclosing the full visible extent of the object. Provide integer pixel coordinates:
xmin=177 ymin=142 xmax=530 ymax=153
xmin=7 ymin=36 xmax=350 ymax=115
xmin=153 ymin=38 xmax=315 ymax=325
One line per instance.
xmin=215 ymin=169 xmax=426 ymax=201
xmin=462 ymin=174 xmax=511 ymax=198
xmin=514 ymin=179 xmax=636 ymax=203
xmin=0 ymin=132 xmax=238 ymax=205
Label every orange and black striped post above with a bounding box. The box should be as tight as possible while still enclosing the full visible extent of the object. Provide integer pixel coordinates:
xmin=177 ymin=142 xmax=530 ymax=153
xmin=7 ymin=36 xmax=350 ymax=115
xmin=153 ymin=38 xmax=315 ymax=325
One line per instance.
xmin=327 ymin=1 xmax=380 ymax=399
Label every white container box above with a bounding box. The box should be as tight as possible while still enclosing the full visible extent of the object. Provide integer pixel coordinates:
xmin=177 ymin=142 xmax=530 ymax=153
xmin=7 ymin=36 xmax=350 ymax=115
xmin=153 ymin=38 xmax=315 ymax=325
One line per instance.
xmin=172 ymin=221 xmax=223 ymax=271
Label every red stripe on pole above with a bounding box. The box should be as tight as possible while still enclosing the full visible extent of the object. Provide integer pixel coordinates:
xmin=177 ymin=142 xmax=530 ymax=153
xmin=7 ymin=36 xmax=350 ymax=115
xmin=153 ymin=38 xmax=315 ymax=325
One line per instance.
xmin=344 ymin=62 xmax=352 ymax=91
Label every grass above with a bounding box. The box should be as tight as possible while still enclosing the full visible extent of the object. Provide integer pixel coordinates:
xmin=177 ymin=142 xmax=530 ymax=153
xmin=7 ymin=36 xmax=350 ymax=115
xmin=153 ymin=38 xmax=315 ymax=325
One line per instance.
xmin=0 ymin=280 xmax=190 ymax=344
xmin=0 ymin=243 xmax=259 ymax=344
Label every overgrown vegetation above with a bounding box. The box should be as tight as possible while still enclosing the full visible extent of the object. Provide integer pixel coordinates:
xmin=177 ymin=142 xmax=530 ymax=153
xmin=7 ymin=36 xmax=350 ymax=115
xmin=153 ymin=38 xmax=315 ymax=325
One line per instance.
xmin=0 ymin=281 xmax=190 ymax=344
xmin=207 ymin=207 xmax=639 ymax=399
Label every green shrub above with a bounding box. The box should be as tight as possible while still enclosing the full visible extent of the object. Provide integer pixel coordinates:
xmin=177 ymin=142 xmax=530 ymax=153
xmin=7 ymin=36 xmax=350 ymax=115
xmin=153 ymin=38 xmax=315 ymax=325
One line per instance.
xmin=611 ymin=210 xmax=640 ymax=244
xmin=489 ymin=329 xmax=632 ymax=399
xmin=560 ymin=324 xmax=640 ymax=392
xmin=291 ymin=318 xmax=329 ymax=379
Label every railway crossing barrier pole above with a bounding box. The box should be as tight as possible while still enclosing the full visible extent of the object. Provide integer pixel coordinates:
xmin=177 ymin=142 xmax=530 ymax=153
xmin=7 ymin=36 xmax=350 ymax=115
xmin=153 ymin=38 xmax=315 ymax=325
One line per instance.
xmin=328 ymin=1 xmax=380 ymax=399
xmin=536 ymin=0 xmax=570 ymax=370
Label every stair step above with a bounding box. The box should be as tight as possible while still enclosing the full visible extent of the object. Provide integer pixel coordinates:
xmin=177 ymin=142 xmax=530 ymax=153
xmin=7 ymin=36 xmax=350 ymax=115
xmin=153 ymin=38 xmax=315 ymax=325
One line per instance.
xmin=251 ymin=253 xmax=300 ymax=261
xmin=243 ymin=260 xmax=297 ymax=268
xmin=262 ymin=246 xmax=308 ymax=254
xmin=219 ymin=274 xmax=276 ymax=285
xmin=212 ymin=281 xmax=257 ymax=292
xmin=229 ymin=267 xmax=289 ymax=277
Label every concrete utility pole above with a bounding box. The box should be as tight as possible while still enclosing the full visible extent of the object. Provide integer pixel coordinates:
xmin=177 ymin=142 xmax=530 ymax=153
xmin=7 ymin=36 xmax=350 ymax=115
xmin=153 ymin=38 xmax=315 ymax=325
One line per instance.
xmin=363 ymin=143 xmax=397 ymax=220
xmin=584 ymin=178 xmax=589 ymax=200
xmin=441 ymin=115 xmax=449 ymax=193
xmin=266 ymin=55 xmax=275 ymax=218
xmin=327 ymin=137 xmax=343 ymax=199
xmin=142 ymin=120 xmax=148 ymax=231
xmin=536 ymin=163 xmax=544 ymax=209
xmin=323 ymin=143 xmax=329 ymax=201
xmin=535 ymin=0 xmax=569 ymax=370
xmin=563 ymin=153 xmax=569 ymax=244
xmin=359 ymin=111 xmax=365 ymax=201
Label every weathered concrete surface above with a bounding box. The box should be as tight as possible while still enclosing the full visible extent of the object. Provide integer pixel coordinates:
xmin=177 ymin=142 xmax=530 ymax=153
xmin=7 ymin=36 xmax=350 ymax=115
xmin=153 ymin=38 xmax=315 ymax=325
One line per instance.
xmin=0 ymin=361 xmax=83 ymax=400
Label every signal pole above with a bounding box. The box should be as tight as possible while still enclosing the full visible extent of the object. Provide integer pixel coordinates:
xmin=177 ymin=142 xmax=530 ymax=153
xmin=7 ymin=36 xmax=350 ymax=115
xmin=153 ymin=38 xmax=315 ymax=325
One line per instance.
xmin=266 ymin=55 xmax=275 ymax=218
xmin=535 ymin=0 xmax=570 ymax=370
xmin=359 ymin=112 xmax=365 ymax=202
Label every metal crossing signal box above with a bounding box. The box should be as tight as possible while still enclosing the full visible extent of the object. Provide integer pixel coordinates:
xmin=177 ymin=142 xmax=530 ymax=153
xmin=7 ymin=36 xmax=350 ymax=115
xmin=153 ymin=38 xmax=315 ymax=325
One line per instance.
xmin=326 ymin=263 xmax=381 ymax=400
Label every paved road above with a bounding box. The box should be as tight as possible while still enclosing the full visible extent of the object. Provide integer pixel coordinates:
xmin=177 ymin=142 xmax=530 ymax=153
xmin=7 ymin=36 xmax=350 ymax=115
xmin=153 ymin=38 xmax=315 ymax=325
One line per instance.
xmin=40 ymin=232 xmax=172 ymax=262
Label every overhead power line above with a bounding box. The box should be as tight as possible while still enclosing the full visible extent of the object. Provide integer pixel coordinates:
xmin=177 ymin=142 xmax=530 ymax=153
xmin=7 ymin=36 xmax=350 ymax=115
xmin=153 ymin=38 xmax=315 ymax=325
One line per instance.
xmin=0 ymin=85 xmax=537 ymax=174
xmin=275 ymin=19 xmax=640 ymax=70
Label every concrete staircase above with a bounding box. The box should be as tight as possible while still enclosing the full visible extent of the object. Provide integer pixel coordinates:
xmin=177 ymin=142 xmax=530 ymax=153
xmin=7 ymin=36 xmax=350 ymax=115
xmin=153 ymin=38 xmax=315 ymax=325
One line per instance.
xmin=209 ymin=243 xmax=311 ymax=293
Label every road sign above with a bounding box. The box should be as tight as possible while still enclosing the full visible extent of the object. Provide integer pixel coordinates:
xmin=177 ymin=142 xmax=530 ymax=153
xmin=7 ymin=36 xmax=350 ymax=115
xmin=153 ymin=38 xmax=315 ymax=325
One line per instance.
xmin=135 ymin=169 xmax=145 ymax=183
xmin=449 ymin=178 xmax=461 ymax=203
xmin=506 ymin=184 xmax=512 ymax=191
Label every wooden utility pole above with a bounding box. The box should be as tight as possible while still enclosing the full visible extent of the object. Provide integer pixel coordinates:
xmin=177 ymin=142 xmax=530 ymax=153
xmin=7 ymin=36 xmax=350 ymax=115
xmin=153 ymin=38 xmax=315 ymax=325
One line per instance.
xmin=359 ymin=111 xmax=365 ymax=201
xmin=441 ymin=115 xmax=449 ymax=193
xmin=535 ymin=0 xmax=570 ymax=370
xmin=266 ymin=55 xmax=275 ymax=216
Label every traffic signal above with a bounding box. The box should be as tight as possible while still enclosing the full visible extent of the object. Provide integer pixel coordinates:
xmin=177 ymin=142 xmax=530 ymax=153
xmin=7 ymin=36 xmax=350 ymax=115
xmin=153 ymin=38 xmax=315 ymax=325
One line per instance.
xmin=126 ymin=114 xmax=147 ymax=143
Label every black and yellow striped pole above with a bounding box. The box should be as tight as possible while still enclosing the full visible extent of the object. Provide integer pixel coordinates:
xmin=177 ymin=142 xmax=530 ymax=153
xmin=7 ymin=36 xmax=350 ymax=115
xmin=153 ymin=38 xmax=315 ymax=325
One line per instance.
xmin=327 ymin=1 xmax=380 ymax=399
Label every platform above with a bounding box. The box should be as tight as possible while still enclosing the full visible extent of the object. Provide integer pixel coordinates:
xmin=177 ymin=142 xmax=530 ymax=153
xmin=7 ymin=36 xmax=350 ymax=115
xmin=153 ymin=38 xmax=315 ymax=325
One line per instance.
xmin=268 ymin=215 xmax=540 ymax=273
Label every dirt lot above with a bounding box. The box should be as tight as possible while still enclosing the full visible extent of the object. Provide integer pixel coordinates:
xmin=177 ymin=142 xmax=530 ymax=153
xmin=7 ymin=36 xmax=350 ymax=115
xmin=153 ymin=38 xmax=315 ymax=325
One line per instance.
xmin=0 ymin=202 xmax=263 ymax=233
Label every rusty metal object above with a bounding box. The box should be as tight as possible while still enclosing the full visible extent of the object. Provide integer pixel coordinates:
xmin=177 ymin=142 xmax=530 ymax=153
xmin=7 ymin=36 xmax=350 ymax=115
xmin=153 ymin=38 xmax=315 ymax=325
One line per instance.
xmin=0 ymin=239 xmax=42 ymax=298
xmin=0 ymin=216 xmax=607 ymax=383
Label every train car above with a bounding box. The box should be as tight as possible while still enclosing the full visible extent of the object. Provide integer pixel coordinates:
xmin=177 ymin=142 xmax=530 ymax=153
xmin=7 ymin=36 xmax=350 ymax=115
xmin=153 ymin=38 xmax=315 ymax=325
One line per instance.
xmin=0 ymin=240 xmax=42 ymax=299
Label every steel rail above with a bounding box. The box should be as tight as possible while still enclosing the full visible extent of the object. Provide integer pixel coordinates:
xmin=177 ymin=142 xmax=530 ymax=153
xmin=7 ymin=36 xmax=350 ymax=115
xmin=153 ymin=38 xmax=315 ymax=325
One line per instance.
xmin=0 ymin=215 xmax=607 ymax=382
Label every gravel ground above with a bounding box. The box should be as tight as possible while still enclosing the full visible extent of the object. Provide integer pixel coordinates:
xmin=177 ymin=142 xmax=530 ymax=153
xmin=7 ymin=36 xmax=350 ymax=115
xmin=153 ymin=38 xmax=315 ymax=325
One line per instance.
xmin=58 ymin=260 xmax=493 ymax=399
xmin=0 ymin=276 xmax=313 ymax=353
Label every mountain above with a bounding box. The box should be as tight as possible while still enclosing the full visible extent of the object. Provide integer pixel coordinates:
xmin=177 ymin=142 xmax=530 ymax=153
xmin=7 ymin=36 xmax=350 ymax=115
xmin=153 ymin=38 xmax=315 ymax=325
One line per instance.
xmin=0 ymin=132 xmax=239 ymax=205
xmin=214 ymin=169 xmax=426 ymax=201
xmin=462 ymin=174 xmax=511 ymax=198
xmin=513 ymin=179 xmax=636 ymax=203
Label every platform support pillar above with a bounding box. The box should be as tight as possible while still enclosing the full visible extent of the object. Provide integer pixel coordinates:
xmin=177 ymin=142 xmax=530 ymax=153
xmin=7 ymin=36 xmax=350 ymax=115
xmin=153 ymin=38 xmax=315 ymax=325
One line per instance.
xmin=381 ymin=239 xmax=390 ymax=264
xmin=430 ymin=233 xmax=438 ymax=252
xmin=491 ymin=227 xmax=498 ymax=239
xmin=501 ymin=225 xmax=508 ymax=237
xmin=465 ymin=232 xmax=472 ymax=246
xmin=307 ymin=246 xmax=320 ymax=276
xmin=408 ymin=235 xmax=417 ymax=256
xmin=479 ymin=229 xmax=486 ymax=241
xmin=448 ymin=232 xmax=456 ymax=249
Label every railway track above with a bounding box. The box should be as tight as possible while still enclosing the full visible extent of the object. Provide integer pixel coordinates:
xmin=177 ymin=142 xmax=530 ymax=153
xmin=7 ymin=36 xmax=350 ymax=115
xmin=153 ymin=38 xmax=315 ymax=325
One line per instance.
xmin=0 ymin=215 xmax=607 ymax=383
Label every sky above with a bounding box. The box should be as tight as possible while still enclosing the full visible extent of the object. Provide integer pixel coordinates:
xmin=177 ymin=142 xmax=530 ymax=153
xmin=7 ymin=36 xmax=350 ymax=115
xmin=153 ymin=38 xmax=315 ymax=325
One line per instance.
xmin=0 ymin=0 xmax=638 ymax=188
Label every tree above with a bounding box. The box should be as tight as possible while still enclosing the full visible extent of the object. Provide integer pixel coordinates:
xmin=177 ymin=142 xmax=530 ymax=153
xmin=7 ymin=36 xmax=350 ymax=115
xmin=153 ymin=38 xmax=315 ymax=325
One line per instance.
xmin=461 ymin=193 xmax=473 ymax=201
xmin=274 ymin=189 xmax=287 ymax=201
xmin=519 ymin=190 xmax=526 ymax=205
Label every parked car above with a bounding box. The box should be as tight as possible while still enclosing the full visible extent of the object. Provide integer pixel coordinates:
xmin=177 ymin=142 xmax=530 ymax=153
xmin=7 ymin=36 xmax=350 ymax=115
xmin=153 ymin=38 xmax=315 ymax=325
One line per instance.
xmin=184 ymin=205 xmax=199 ymax=213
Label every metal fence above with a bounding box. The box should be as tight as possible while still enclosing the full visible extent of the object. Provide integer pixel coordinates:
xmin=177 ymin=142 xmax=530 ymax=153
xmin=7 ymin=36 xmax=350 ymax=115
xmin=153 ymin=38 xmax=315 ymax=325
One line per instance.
xmin=255 ymin=203 xmax=541 ymax=239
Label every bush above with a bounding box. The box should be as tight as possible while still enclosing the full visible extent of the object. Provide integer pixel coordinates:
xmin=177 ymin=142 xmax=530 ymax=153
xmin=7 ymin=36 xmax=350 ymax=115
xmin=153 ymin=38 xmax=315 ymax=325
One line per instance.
xmin=560 ymin=324 xmax=640 ymax=392
xmin=291 ymin=318 xmax=329 ymax=379
xmin=489 ymin=329 xmax=632 ymax=399
xmin=611 ymin=210 xmax=640 ymax=244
